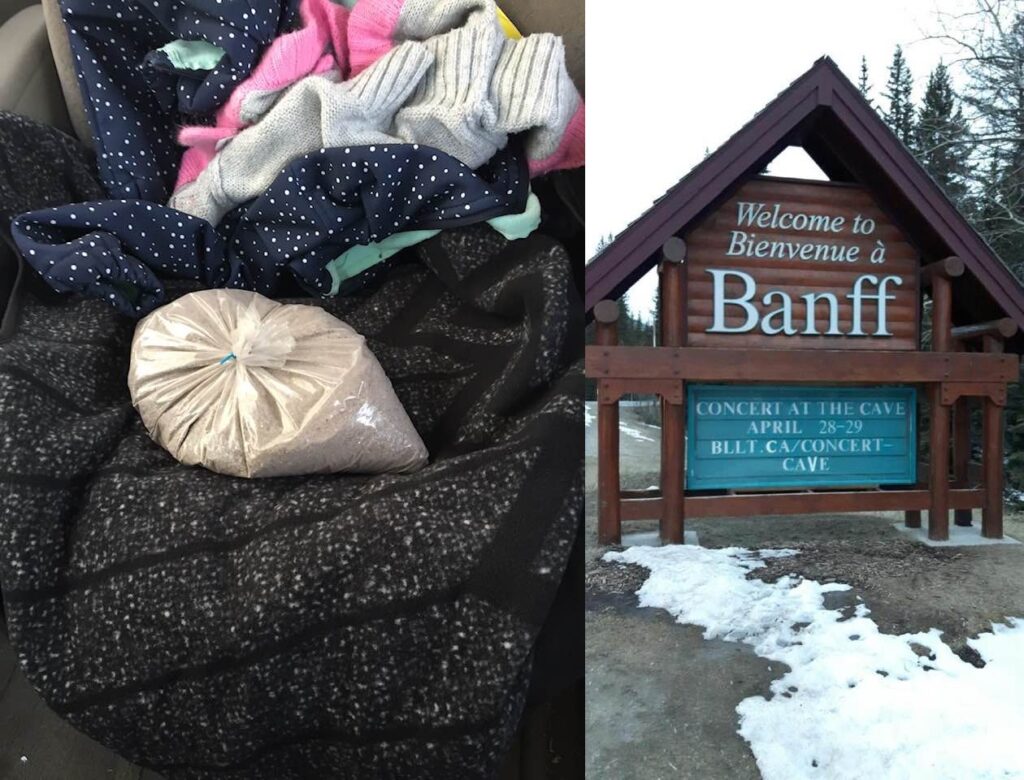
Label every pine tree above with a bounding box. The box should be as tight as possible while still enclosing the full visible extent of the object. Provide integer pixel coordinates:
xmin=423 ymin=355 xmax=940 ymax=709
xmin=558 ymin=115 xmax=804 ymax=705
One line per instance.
xmin=943 ymin=7 xmax=1024 ymax=283
xmin=616 ymin=299 xmax=638 ymax=346
xmin=593 ymin=232 xmax=615 ymax=255
xmin=883 ymin=45 xmax=916 ymax=147
xmin=915 ymin=62 xmax=972 ymax=205
xmin=857 ymin=55 xmax=873 ymax=106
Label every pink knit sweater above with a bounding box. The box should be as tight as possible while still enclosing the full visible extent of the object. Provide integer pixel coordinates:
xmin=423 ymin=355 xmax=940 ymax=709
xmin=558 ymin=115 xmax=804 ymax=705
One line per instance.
xmin=174 ymin=0 xmax=351 ymax=189
xmin=174 ymin=0 xmax=584 ymax=192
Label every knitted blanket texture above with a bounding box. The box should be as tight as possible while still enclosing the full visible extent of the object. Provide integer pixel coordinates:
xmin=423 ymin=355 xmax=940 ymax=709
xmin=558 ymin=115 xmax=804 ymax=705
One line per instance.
xmin=0 ymin=224 xmax=582 ymax=777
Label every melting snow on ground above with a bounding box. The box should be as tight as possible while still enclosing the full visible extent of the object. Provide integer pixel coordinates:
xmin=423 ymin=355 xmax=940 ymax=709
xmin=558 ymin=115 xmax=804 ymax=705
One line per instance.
xmin=619 ymin=425 xmax=655 ymax=442
xmin=582 ymin=404 xmax=655 ymax=441
xmin=604 ymin=544 xmax=1024 ymax=780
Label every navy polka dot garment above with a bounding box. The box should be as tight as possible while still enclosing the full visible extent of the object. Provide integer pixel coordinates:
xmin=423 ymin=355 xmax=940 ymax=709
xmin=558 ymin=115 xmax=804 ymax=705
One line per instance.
xmin=13 ymin=142 xmax=528 ymax=317
xmin=59 ymin=0 xmax=298 ymax=202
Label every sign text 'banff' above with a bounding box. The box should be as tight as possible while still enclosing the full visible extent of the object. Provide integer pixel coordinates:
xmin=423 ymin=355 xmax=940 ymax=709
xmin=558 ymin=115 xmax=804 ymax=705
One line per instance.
xmin=685 ymin=178 xmax=920 ymax=350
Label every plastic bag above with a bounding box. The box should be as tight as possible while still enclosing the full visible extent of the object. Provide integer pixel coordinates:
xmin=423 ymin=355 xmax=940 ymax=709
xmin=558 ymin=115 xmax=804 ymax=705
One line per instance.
xmin=128 ymin=289 xmax=428 ymax=478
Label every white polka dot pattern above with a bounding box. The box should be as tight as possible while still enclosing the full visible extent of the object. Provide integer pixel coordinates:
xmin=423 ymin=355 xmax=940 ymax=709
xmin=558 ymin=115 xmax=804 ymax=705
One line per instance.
xmin=13 ymin=142 xmax=528 ymax=316
xmin=59 ymin=0 xmax=299 ymax=201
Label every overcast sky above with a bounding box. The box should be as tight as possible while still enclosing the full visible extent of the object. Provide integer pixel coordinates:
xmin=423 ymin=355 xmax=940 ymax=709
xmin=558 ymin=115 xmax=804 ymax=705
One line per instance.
xmin=586 ymin=0 xmax=971 ymax=320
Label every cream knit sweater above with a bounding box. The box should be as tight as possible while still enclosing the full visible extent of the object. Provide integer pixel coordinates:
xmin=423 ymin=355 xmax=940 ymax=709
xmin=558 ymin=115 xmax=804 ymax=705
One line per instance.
xmin=169 ymin=2 xmax=579 ymax=226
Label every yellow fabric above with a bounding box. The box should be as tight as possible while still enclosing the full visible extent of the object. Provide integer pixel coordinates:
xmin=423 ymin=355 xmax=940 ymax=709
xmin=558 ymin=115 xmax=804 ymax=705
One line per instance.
xmin=496 ymin=6 xmax=522 ymax=39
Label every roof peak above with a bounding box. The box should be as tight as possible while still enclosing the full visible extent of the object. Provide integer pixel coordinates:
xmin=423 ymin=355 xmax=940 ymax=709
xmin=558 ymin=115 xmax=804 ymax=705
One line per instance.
xmin=585 ymin=57 xmax=1024 ymax=346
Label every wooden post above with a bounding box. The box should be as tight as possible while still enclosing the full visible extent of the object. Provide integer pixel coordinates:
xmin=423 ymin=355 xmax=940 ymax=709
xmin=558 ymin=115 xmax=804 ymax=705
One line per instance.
xmin=910 ymin=260 xmax=959 ymax=530
xmin=658 ymin=267 xmax=668 ymax=497
xmin=660 ymin=237 xmax=686 ymax=545
xmin=906 ymin=386 xmax=922 ymax=529
xmin=982 ymin=335 xmax=1005 ymax=539
xmin=928 ymin=388 xmax=951 ymax=541
xmin=595 ymin=300 xmax=621 ymax=545
xmin=953 ymin=396 xmax=972 ymax=526
xmin=952 ymin=336 xmax=972 ymax=527
xmin=948 ymin=315 xmax=1016 ymax=532
xmin=928 ymin=272 xmax=953 ymax=541
xmin=931 ymin=273 xmax=953 ymax=353
xmin=982 ymin=398 xmax=1004 ymax=539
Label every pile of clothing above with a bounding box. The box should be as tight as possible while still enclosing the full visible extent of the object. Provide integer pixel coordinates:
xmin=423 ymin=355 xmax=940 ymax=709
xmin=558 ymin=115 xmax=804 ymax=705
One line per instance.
xmin=11 ymin=0 xmax=583 ymax=317
xmin=0 ymin=0 xmax=583 ymax=776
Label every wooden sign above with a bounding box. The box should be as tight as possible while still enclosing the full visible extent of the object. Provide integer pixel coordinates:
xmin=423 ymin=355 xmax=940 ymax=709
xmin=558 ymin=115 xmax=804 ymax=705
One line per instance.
xmin=685 ymin=177 xmax=920 ymax=350
xmin=686 ymin=384 xmax=917 ymax=490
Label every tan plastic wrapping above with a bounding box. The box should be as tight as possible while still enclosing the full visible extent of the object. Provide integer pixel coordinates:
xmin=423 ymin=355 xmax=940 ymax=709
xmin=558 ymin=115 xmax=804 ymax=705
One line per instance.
xmin=128 ymin=290 xmax=428 ymax=478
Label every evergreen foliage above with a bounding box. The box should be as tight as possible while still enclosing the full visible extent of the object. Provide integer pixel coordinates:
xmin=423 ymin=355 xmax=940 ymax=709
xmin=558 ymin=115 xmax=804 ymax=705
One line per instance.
xmin=883 ymin=45 xmax=916 ymax=146
xmin=916 ymin=62 xmax=972 ymax=204
xmin=857 ymin=55 xmax=873 ymax=106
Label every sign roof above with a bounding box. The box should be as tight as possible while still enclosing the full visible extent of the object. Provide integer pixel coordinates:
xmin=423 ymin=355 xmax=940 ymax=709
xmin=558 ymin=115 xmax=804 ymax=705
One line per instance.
xmin=586 ymin=57 xmax=1024 ymax=351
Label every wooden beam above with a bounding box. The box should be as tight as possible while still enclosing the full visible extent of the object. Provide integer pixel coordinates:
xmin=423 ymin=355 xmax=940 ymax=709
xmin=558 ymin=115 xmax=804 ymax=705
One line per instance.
xmin=593 ymin=299 xmax=619 ymax=325
xmin=932 ymin=274 xmax=953 ymax=353
xmin=622 ymin=498 xmax=663 ymax=521
xmin=940 ymin=381 xmax=1006 ymax=407
xmin=928 ymin=386 xmax=951 ymax=541
xmin=951 ymin=318 xmax=1018 ymax=342
xmin=953 ymin=396 xmax=973 ymax=527
xmin=595 ymin=308 xmax=621 ymax=546
xmin=586 ymin=346 xmax=1019 ymax=383
xmin=660 ymin=239 xmax=686 ymax=545
xmin=662 ymin=236 xmax=687 ymax=263
xmin=620 ymin=488 xmax=986 ymax=521
xmin=658 ymin=268 xmax=668 ymax=502
xmin=983 ymin=397 xmax=1004 ymax=539
xmin=906 ymin=393 xmax=923 ymax=529
xmin=981 ymin=332 xmax=1006 ymax=539
xmin=599 ymin=378 xmax=684 ymax=405
xmin=921 ymin=256 xmax=964 ymax=286
xmin=984 ymin=334 xmax=1005 ymax=354
xmin=621 ymin=488 xmax=661 ymax=499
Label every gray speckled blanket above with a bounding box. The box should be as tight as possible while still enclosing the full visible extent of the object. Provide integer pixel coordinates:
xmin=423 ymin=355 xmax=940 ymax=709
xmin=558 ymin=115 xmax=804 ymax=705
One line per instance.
xmin=0 ymin=225 xmax=581 ymax=778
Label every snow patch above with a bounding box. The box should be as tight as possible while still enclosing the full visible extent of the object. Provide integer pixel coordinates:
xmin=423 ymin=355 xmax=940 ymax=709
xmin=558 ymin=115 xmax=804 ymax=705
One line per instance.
xmin=619 ymin=424 xmax=655 ymax=442
xmin=604 ymin=544 xmax=1024 ymax=780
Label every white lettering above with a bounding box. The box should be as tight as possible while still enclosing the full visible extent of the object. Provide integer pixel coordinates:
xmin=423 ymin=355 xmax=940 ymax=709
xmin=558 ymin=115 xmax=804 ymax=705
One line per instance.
xmin=800 ymin=292 xmax=841 ymax=335
xmin=761 ymin=290 xmax=797 ymax=335
xmin=735 ymin=201 xmax=845 ymax=233
xmin=705 ymin=272 xmax=903 ymax=339
xmin=845 ymin=274 xmax=902 ymax=336
xmin=707 ymin=270 xmax=759 ymax=333
xmin=726 ymin=230 xmax=749 ymax=256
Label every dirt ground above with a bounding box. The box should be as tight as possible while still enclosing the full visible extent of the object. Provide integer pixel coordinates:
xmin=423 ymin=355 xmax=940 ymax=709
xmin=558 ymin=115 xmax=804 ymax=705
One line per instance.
xmin=584 ymin=403 xmax=1024 ymax=779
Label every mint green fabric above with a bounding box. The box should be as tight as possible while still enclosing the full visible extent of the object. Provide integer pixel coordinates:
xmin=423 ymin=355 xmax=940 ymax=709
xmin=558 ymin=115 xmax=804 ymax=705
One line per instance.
xmin=326 ymin=192 xmax=542 ymax=295
xmin=159 ymin=40 xmax=227 ymax=71
xmin=328 ymin=230 xmax=439 ymax=295
xmin=488 ymin=192 xmax=540 ymax=240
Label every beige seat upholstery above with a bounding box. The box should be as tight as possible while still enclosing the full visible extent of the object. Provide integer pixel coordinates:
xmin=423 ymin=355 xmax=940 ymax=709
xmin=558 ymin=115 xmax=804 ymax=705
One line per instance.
xmin=0 ymin=4 xmax=72 ymax=134
xmin=40 ymin=0 xmax=91 ymax=145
